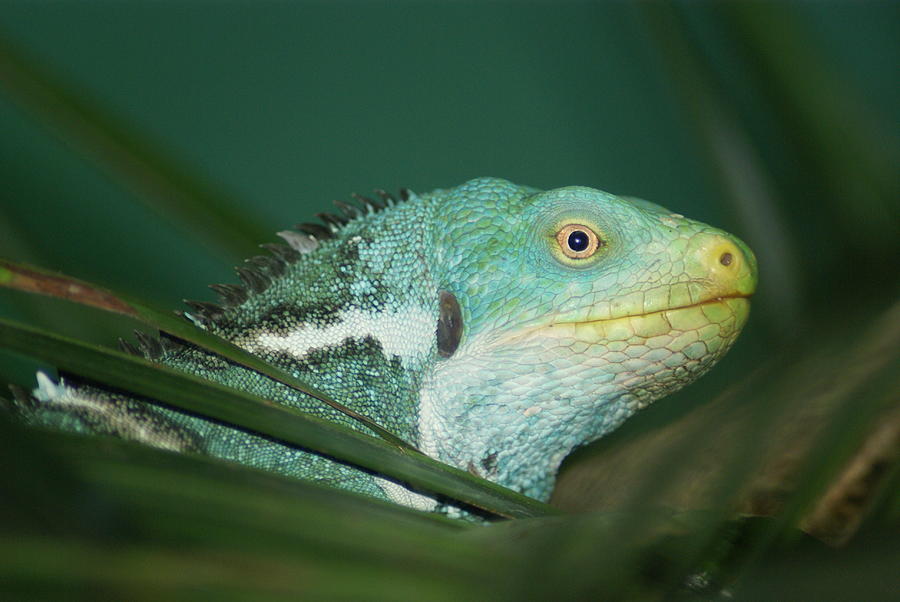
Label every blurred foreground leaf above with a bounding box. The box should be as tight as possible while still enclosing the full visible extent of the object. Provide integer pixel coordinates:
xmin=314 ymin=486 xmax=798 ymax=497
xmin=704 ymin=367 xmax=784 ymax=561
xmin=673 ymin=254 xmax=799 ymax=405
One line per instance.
xmin=722 ymin=3 xmax=900 ymax=249
xmin=0 ymin=318 xmax=555 ymax=520
xmin=0 ymin=421 xmax=484 ymax=601
xmin=0 ymin=34 xmax=269 ymax=260
xmin=0 ymin=257 xmax=409 ymax=447
xmin=3 ymin=300 xmax=895 ymax=598
xmin=555 ymin=300 xmax=900 ymax=553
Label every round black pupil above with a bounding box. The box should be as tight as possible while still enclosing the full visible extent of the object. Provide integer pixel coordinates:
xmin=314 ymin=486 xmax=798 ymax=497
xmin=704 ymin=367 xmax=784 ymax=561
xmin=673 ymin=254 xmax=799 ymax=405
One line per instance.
xmin=567 ymin=230 xmax=590 ymax=252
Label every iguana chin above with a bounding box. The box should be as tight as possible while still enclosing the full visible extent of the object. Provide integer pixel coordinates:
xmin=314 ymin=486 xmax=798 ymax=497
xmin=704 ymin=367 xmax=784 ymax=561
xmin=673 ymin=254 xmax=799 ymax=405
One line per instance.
xmin=15 ymin=177 xmax=757 ymax=512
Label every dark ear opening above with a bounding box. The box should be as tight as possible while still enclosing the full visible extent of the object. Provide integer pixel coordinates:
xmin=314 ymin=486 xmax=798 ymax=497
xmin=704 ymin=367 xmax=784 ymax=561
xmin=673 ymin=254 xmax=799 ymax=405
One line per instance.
xmin=436 ymin=290 xmax=463 ymax=358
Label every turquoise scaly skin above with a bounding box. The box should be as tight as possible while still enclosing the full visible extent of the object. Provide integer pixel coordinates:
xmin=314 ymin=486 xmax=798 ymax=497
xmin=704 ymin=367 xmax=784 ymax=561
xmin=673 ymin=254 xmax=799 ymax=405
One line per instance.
xmin=22 ymin=178 xmax=757 ymax=511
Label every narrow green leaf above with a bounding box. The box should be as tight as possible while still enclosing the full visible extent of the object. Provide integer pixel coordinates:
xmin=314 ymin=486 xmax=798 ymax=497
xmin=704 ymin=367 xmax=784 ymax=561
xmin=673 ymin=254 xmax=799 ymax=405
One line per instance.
xmin=1 ymin=538 xmax=490 ymax=601
xmin=0 ymin=257 xmax=409 ymax=447
xmin=638 ymin=3 xmax=803 ymax=332
xmin=4 ymin=425 xmax=469 ymax=537
xmin=0 ymin=318 xmax=558 ymax=519
xmin=1 ymin=416 xmax=490 ymax=599
xmin=0 ymin=34 xmax=269 ymax=260
xmin=721 ymin=3 xmax=900 ymax=246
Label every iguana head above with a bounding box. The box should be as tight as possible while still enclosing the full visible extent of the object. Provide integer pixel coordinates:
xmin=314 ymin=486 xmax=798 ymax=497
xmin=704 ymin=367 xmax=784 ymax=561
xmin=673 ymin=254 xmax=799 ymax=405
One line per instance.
xmin=419 ymin=177 xmax=757 ymax=500
xmin=12 ymin=175 xmax=757 ymax=512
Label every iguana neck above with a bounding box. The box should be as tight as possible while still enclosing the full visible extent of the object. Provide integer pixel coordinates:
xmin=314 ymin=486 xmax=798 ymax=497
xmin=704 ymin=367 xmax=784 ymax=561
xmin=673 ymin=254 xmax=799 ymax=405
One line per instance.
xmin=175 ymin=192 xmax=443 ymax=446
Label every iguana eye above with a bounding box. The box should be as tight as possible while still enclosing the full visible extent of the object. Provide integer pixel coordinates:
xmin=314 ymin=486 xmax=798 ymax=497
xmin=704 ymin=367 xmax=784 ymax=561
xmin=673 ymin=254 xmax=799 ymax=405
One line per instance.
xmin=556 ymin=224 xmax=601 ymax=259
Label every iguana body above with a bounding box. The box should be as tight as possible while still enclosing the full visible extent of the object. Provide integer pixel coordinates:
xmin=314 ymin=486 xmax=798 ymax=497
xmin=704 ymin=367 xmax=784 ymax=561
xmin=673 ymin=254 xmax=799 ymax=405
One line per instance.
xmin=19 ymin=178 xmax=757 ymax=511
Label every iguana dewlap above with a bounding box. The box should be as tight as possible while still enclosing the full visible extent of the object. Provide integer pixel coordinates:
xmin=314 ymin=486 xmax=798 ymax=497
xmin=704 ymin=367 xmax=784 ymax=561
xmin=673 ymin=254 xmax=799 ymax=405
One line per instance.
xmin=20 ymin=178 xmax=758 ymax=511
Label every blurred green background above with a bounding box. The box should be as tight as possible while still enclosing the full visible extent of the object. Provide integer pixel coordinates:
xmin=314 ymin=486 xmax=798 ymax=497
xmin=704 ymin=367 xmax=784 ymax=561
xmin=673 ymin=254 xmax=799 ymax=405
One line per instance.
xmin=1 ymin=0 xmax=896 ymax=414
xmin=0 ymin=2 xmax=897 ymax=598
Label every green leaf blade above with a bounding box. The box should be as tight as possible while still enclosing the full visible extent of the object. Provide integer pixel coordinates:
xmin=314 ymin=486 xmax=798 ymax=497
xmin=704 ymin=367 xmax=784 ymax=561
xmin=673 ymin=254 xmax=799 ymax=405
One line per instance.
xmin=0 ymin=257 xmax=410 ymax=447
xmin=0 ymin=317 xmax=557 ymax=519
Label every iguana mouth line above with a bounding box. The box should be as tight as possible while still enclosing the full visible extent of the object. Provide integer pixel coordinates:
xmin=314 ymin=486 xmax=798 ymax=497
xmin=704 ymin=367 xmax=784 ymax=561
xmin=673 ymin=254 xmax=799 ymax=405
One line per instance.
xmin=502 ymin=294 xmax=752 ymax=343
xmin=574 ymin=294 xmax=752 ymax=326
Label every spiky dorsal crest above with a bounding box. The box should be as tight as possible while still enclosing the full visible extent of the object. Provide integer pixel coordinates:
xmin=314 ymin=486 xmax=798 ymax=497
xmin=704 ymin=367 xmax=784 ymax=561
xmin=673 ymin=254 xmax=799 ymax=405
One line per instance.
xmin=121 ymin=188 xmax=413 ymax=359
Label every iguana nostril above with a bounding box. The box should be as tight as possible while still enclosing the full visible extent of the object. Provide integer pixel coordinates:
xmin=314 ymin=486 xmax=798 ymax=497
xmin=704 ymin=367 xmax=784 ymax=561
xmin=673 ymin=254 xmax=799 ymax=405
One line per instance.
xmin=719 ymin=252 xmax=733 ymax=266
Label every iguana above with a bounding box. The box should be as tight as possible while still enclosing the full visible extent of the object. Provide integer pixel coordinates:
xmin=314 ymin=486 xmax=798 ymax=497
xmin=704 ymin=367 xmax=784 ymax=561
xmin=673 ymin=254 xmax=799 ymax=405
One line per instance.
xmin=11 ymin=177 xmax=757 ymax=512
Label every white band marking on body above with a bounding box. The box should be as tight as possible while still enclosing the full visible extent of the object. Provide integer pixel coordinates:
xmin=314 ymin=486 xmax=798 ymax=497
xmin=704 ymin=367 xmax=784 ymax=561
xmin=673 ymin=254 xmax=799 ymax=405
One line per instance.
xmin=246 ymin=305 xmax=434 ymax=368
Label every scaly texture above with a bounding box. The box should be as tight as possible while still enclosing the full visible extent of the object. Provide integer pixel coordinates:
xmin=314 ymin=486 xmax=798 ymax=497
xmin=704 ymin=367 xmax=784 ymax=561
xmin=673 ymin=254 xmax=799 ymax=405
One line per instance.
xmin=17 ymin=178 xmax=757 ymax=511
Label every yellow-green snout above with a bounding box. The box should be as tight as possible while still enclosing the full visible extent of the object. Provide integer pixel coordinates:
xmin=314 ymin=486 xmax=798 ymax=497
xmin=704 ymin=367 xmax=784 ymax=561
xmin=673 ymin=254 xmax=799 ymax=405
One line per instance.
xmin=554 ymin=230 xmax=757 ymax=358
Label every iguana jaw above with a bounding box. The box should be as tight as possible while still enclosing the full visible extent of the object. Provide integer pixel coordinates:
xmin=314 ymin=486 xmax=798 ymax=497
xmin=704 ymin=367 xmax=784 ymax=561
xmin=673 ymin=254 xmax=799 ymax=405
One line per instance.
xmin=553 ymin=295 xmax=751 ymax=346
xmin=492 ymin=294 xmax=751 ymax=349
xmin=575 ymin=294 xmax=751 ymax=329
